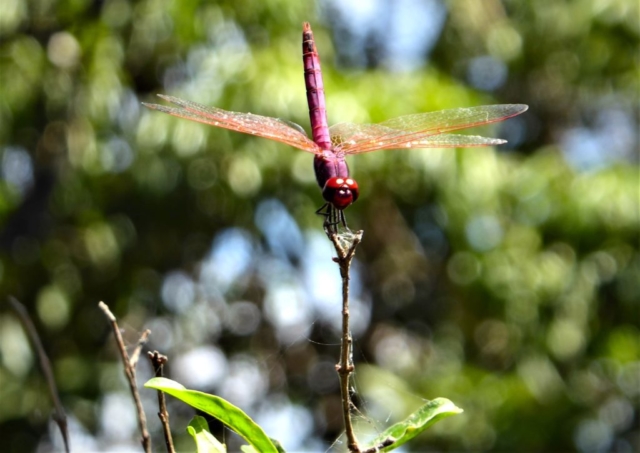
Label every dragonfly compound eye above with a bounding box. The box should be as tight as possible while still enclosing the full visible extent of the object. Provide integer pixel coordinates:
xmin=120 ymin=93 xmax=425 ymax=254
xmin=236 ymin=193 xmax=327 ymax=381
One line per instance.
xmin=323 ymin=177 xmax=360 ymax=210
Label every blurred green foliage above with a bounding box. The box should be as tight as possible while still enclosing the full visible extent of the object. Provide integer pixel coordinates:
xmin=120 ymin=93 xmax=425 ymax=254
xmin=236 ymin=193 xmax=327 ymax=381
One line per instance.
xmin=0 ymin=0 xmax=638 ymax=452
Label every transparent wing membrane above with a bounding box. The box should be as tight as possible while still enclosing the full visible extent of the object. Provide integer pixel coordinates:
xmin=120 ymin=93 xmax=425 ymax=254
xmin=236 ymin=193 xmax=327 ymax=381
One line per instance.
xmin=144 ymin=96 xmax=527 ymax=156
xmin=143 ymin=95 xmax=322 ymax=154
xmin=330 ymin=104 xmax=528 ymax=154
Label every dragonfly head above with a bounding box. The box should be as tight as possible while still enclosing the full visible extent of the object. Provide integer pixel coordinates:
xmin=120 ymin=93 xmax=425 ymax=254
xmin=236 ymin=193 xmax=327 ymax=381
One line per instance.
xmin=322 ymin=177 xmax=359 ymax=210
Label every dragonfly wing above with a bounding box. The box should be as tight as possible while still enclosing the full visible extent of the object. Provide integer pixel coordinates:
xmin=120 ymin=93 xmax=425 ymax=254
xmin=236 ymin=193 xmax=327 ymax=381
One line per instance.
xmin=384 ymin=133 xmax=509 ymax=148
xmin=143 ymin=95 xmax=322 ymax=154
xmin=330 ymin=104 xmax=527 ymax=154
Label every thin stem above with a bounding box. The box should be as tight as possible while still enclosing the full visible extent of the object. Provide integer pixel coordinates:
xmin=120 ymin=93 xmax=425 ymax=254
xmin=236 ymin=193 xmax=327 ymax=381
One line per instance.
xmin=148 ymin=351 xmax=175 ymax=453
xmin=98 ymin=301 xmax=152 ymax=453
xmin=328 ymin=230 xmax=363 ymax=453
xmin=9 ymin=297 xmax=70 ymax=453
xmin=130 ymin=330 xmax=151 ymax=368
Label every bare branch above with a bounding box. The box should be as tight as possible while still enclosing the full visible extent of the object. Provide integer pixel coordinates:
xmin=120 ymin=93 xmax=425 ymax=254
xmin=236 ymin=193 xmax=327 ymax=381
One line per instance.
xmin=9 ymin=296 xmax=70 ymax=453
xmin=130 ymin=330 xmax=151 ymax=368
xmin=148 ymin=351 xmax=175 ymax=453
xmin=327 ymin=230 xmax=364 ymax=452
xmin=98 ymin=301 xmax=151 ymax=453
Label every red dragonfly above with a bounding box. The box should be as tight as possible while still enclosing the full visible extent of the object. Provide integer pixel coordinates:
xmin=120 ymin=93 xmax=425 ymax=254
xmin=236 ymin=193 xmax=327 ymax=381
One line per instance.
xmin=144 ymin=23 xmax=527 ymax=232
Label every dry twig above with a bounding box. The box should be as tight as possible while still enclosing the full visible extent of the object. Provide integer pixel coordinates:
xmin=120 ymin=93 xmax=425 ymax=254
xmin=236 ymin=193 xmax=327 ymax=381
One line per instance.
xmin=326 ymin=232 xmax=396 ymax=453
xmin=148 ymin=351 xmax=175 ymax=453
xmin=9 ymin=296 xmax=70 ymax=453
xmin=327 ymin=230 xmax=363 ymax=452
xmin=98 ymin=301 xmax=151 ymax=453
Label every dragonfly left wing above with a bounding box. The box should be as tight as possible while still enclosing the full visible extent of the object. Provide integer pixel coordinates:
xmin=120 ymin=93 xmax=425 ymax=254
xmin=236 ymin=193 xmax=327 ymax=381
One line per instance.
xmin=144 ymin=95 xmax=322 ymax=154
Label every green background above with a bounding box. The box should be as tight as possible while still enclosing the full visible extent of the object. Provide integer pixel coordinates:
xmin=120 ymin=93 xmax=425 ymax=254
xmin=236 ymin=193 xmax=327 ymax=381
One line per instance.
xmin=0 ymin=0 xmax=638 ymax=451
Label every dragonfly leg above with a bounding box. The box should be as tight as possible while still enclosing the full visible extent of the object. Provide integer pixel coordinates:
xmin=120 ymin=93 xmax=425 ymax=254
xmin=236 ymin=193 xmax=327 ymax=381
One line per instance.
xmin=315 ymin=203 xmax=331 ymax=218
xmin=316 ymin=203 xmax=351 ymax=235
xmin=316 ymin=203 xmax=339 ymax=235
xmin=338 ymin=210 xmax=351 ymax=232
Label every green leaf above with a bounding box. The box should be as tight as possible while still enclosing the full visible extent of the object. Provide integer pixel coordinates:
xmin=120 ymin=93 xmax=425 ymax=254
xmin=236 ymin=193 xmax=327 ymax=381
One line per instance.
xmin=363 ymin=398 xmax=463 ymax=452
xmin=187 ymin=415 xmax=226 ymax=453
xmin=145 ymin=377 xmax=279 ymax=453
xmin=241 ymin=438 xmax=285 ymax=453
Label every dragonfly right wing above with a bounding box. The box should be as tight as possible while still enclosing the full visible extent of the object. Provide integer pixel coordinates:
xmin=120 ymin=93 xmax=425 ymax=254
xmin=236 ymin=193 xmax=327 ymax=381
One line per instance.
xmin=143 ymin=95 xmax=322 ymax=154
xmin=330 ymin=104 xmax=527 ymax=154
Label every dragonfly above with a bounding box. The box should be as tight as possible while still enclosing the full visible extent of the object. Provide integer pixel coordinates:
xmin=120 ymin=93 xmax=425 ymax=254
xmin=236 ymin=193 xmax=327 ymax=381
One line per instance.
xmin=143 ymin=22 xmax=527 ymax=233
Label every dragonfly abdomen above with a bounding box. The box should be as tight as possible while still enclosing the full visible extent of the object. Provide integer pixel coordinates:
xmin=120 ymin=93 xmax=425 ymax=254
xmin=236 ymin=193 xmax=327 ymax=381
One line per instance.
xmin=302 ymin=22 xmax=331 ymax=151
